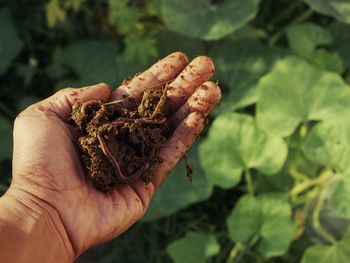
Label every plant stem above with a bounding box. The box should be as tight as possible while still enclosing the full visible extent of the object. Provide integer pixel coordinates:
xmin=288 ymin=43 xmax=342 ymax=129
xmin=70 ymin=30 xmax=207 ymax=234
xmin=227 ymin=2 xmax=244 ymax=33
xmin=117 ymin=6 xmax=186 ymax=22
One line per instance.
xmin=269 ymin=9 xmax=314 ymax=46
xmin=289 ymin=169 xmax=333 ymax=202
xmin=268 ymin=0 xmax=303 ymax=26
xmin=245 ymin=169 xmax=254 ymax=196
xmin=226 ymin=243 xmax=244 ymax=263
xmin=312 ymin=188 xmax=336 ymax=244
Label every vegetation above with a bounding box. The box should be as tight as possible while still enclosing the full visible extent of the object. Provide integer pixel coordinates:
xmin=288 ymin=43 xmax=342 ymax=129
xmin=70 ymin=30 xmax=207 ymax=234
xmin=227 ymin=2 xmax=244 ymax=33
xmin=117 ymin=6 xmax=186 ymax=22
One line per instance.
xmin=1 ymin=0 xmax=350 ymax=262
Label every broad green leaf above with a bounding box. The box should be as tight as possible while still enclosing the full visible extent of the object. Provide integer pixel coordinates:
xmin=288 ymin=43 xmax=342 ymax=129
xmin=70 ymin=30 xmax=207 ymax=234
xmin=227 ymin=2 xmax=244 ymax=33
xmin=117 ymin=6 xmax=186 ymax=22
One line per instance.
xmin=199 ymin=113 xmax=287 ymax=189
xmin=108 ymin=0 xmax=139 ymax=34
xmin=167 ymin=232 xmax=220 ymax=263
xmin=45 ymin=0 xmax=66 ymax=28
xmin=302 ymin=121 xmax=350 ymax=172
xmin=227 ymin=193 xmax=296 ymax=258
xmin=52 ymin=40 xmax=119 ymax=87
xmin=312 ymin=49 xmax=344 ymax=74
xmin=155 ymin=30 xmax=205 ymax=59
xmin=0 ymin=9 xmax=23 ymax=75
xmin=123 ymin=33 xmax=157 ymax=65
xmin=287 ymin=23 xmax=343 ymax=73
xmin=257 ymin=56 xmax=350 ymax=137
xmin=210 ymin=39 xmax=286 ymax=112
xmin=142 ymin=142 xmax=213 ymax=221
xmin=161 ymin=0 xmax=260 ymax=40
xmin=330 ymin=22 xmax=350 ymax=68
xmin=0 ymin=115 xmax=13 ymax=161
xmin=302 ymin=228 xmax=350 ymax=263
xmin=329 ymin=173 xmax=350 ymax=219
xmin=227 ymin=195 xmax=261 ymax=243
xmin=304 ymin=0 xmax=350 ymax=24
xmin=287 ymin=23 xmax=332 ymax=59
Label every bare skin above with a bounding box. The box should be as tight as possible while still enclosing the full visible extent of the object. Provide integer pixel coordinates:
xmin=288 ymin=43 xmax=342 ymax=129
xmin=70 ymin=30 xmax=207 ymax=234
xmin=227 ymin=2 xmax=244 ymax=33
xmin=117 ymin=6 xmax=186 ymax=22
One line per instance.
xmin=0 ymin=52 xmax=221 ymax=262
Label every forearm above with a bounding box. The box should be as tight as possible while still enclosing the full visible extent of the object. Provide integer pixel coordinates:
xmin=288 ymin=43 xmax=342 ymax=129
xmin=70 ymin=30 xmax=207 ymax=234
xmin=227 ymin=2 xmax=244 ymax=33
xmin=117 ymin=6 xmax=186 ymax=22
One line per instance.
xmin=0 ymin=189 xmax=74 ymax=263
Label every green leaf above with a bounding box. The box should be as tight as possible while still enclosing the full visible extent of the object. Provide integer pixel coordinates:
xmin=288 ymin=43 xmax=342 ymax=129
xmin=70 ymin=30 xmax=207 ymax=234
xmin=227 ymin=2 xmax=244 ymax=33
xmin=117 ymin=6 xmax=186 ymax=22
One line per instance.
xmin=142 ymin=142 xmax=213 ymax=221
xmin=52 ymin=40 xmax=119 ymax=87
xmin=257 ymin=56 xmax=350 ymax=137
xmin=0 ymin=9 xmax=23 ymax=75
xmin=227 ymin=193 xmax=296 ymax=258
xmin=155 ymin=30 xmax=205 ymax=59
xmin=303 ymin=0 xmax=350 ymax=24
xmin=302 ymin=228 xmax=350 ymax=263
xmin=0 ymin=115 xmax=13 ymax=161
xmin=312 ymin=49 xmax=344 ymax=74
xmin=108 ymin=0 xmax=139 ymax=34
xmin=287 ymin=23 xmax=332 ymax=59
xmin=286 ymin=23 xmax=343 ymax=73
xmin=123 ymin=33 xmax=158 ymax=65
xmin=161 ymin=0 xmax=260 ymax=40
xmin=167 ymin=232 xmax=220 ymax=263
xmin=302 ymin=121 xmax=350 ymax=172
xmin=45 ymin=0 xmax=66 ymax=28
xmin=329 ymin=173 xmax=350 ymax=219
xmin=210 ymin=39 xmax=286 ymax=112
xmin=199 ymin=113 xmax=287 ymax=189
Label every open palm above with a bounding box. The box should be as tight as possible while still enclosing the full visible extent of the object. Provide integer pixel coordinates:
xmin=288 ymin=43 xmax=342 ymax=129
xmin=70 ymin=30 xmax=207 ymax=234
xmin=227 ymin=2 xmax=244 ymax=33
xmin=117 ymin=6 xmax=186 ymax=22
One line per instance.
xmin=8 ymin=52 xmax=221 ymax=260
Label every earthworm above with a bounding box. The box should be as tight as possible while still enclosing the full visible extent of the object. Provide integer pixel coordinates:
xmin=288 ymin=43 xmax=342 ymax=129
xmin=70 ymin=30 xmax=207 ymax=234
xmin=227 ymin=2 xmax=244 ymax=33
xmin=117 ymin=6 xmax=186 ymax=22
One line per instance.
xmin=97 ymin=134 xmax=155 ymax=184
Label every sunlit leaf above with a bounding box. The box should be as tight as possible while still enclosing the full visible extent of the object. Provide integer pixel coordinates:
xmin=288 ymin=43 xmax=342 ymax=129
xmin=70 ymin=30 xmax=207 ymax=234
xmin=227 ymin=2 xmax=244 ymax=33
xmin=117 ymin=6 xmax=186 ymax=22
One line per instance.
xmin=227 ymin=193 xmax=296 ymax=258
xmin=302 ymin=228 xmax=350 ymax=263
xmin=167 ymin=232 xmax=220 ymax=263
xmin=0 ymin=8 xmax=23 ymax=75
xmin=304 ymin=0 xmax=350 ymax=24
xmin=142 ymin=142 xmax=214 ymax=221
xmin=161 ymin=0 xmax=260 ymax=40
xmin=257 ymin=56 xmax=350 ymax=137
xmin=210 ymin=39 xmax=286 ymax=112
xmin=45 ymin=0 xmax=66 ymax=28
xmin=199 ymin=113 xmax=287 ymax=189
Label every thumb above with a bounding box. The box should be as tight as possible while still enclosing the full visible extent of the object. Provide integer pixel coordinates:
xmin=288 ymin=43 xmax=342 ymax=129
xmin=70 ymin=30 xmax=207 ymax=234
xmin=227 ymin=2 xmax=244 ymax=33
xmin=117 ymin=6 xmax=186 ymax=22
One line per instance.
xmin=36 ymin=83 xmax=111 ymax=121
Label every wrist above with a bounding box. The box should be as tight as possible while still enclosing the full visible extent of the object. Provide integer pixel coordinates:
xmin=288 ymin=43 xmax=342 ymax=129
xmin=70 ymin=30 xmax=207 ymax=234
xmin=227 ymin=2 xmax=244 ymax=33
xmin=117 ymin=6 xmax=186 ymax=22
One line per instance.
xmin=0 ymin=188 xmax=75 ymax=262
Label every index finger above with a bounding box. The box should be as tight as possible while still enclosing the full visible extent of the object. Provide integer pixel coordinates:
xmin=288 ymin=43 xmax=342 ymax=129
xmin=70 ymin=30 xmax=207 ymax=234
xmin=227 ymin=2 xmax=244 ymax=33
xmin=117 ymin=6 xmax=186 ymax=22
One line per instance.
xmin=111 ymin=52 xmax=189 ymax=101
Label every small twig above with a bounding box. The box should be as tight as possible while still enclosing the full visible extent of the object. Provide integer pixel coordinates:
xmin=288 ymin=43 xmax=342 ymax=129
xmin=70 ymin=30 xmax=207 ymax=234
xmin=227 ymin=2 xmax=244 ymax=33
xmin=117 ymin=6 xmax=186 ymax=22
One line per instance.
xmin=111 ymin=117 xmax=166 ymax=126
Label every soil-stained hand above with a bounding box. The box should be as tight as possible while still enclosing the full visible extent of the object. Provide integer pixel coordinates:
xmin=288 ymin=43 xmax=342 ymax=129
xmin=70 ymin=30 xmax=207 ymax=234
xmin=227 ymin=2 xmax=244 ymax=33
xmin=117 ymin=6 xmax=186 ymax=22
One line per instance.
xmin=8 ymin=52 xmax=221 ymax=260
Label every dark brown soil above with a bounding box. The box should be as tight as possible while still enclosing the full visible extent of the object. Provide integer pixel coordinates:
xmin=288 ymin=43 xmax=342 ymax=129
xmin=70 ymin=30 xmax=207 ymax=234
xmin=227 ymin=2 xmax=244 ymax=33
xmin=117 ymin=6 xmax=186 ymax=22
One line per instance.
xmin=71 ymin=86 xmax=169 ymax=193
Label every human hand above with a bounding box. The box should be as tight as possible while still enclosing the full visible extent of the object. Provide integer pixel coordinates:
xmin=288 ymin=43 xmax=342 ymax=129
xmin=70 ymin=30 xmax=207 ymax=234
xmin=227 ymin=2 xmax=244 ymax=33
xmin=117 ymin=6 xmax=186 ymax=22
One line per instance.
xmin=3 ymin=52 xmax=221 ymax=261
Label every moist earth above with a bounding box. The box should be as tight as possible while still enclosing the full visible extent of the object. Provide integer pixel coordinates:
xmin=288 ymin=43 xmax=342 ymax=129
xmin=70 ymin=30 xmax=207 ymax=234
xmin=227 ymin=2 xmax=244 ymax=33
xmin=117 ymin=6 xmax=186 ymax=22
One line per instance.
xmin=71 ymin=86 xmax=169 ymax=193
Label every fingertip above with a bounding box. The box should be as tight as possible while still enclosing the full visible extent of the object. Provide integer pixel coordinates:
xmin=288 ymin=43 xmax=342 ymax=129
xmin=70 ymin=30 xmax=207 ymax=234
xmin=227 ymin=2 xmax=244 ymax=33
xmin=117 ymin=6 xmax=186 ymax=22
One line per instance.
xmin=191 ymin=56 xmax=215 ymax=76
xmin=200 ymin=81 xmax=222 ymax=107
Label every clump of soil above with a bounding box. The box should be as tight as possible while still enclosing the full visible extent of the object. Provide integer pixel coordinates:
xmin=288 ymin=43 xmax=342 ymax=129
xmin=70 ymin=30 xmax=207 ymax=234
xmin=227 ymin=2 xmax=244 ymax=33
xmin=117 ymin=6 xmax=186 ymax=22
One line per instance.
xmin=71 ymin=86 xmax=169 ymax=193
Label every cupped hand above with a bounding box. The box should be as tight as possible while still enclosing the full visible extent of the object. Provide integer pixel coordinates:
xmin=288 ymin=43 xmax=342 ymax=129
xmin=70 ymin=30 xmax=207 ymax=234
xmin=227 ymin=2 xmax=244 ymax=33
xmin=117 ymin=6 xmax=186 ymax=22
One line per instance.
xmin=6 ymin=52 xmax=221 ymax=260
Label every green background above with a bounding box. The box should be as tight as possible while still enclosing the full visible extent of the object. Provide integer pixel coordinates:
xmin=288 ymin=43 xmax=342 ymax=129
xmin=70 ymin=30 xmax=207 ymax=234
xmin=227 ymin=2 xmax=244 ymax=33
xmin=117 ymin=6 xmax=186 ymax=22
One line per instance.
xmin=2 ymin=0 xmax=350 ymax=262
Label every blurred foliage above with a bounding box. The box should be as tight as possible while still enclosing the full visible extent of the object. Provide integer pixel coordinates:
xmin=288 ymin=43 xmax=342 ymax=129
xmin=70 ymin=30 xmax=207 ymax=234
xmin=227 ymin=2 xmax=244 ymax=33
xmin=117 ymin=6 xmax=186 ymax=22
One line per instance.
xmin=2 ymin=0 xmax=350 ymax=262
